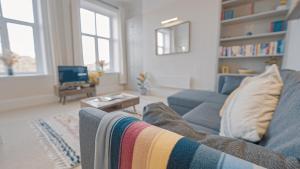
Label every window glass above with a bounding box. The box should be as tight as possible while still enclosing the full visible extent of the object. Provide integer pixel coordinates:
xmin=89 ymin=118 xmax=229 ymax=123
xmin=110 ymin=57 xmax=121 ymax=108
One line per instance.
xmin=80 ymin=9 xmax=96 ymax=35
xmin=0 ymin=35 xmax=4 ymax=73
xmin=7 ymin=23 xmax=37 ymax=73
xmin=157 ymin=32 xmax=164 ymax=47
xmin=82 ymin=35 xmax=96 ymax=70
xmin=96 ymin=14 xmax=110 ymax=38
xmin=98 ymin=38 xmax=110 ymax=70
xmin=1 ymin=0 xmax=34 ymax=23
xmin=80 ymin=8 xmax=113 ymax=71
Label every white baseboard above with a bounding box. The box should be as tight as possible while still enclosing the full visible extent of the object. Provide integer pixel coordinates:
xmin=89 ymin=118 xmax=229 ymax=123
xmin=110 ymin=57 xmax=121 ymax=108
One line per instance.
xmin=149 ymin=87 xmax=181 ymax=98
xmin=0 ymin=95 xmax=57 ymax=113
xmin=0 ymin=85 xmax=124 ymax=113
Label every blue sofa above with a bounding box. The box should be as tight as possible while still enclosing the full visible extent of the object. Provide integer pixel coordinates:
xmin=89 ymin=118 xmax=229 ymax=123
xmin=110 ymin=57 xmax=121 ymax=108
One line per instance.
xmin=79 ymin=70 xmax=300 ymax=169
xmin=168 ymin=76 xmax=244 ymax=134
xmin=167 ymin=70 xmax=300 ymax=162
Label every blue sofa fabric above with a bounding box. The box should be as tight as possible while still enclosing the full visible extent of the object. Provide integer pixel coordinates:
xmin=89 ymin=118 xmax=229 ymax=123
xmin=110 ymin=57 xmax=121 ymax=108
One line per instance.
xmin=183 ymin=103 xmax=222 ymax=134
xmin=220 ymin=76 xmax=245 ymax=95
xmin=259 ymin=70 xmax=300 ymax=159
xmin=168 ymin=89 xmax=227 ymax=116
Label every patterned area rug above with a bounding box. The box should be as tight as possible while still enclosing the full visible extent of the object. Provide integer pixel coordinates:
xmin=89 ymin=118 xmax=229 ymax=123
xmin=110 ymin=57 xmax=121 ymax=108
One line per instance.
xmin=32 ymin=112 xmax=81 ymax=169
xmin=32 ymin=109 xmax=142 ymax=169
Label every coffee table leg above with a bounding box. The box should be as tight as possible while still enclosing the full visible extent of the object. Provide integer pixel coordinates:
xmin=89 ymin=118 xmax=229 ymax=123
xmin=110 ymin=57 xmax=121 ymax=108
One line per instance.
xmin=133 ymin=106 xmax=137 ymax=113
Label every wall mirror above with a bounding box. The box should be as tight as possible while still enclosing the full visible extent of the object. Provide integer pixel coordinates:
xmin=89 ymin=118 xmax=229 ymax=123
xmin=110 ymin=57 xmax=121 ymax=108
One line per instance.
xmin=155 ymin=21 xmax=190 ymax=56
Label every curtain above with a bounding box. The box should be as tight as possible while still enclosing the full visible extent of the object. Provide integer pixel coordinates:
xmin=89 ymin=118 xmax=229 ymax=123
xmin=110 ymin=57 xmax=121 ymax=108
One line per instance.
xmin=117 ymin=7 xmax=128 ymax=84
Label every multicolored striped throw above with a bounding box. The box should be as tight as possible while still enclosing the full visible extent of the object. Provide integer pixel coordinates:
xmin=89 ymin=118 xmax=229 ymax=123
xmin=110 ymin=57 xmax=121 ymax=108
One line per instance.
xmin=94 ymin=113 xmax=266 ymax=169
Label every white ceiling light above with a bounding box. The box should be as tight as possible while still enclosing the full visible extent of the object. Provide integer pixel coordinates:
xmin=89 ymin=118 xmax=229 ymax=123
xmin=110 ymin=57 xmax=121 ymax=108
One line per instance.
xmin=161 ymin=17 xmax=179 ymax=25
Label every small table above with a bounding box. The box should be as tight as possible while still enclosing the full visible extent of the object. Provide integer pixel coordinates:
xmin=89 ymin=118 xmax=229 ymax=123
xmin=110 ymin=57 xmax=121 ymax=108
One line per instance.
xmin=80 ymin=93 xmax=140 ymax=113
xmin=54 ymin=85 xmax=96 ymax=105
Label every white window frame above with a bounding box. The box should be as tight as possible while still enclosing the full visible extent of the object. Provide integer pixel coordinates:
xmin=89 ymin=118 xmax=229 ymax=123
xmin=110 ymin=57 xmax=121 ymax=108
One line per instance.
xmin=0 ymin=0 xmax=44 ymax=76
xmin=80 ymin=7 xmax=114 ymax=72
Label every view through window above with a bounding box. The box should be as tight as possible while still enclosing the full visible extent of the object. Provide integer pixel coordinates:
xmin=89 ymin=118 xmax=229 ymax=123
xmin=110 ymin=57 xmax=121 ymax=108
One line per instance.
xmin=80 ymin=8 xmax=112 ymax=71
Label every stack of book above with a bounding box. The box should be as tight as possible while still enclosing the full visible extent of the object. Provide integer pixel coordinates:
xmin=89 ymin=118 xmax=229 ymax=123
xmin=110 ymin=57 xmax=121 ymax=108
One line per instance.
xmin=270 ymin=20 xmax=287 ymax=32
xmin=220 ymin=40 xmax=285 ymax=57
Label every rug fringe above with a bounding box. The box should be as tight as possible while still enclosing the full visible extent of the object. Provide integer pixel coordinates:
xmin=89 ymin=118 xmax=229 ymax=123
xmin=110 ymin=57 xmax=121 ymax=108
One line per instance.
xmin=30 ymin=121 xmax=79 ymax=169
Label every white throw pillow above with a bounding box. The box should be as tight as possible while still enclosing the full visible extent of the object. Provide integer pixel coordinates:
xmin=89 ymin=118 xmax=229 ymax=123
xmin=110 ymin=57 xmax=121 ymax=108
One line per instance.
xmin=219 ymin=65 xmax=283 ymax=142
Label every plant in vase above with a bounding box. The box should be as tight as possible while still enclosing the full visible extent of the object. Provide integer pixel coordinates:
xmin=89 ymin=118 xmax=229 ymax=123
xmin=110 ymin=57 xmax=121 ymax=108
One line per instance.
xmin=0 ymin=49 xmax=19 ymax=76
xmin=88 ymin=60 xmax=107 ymax=86
xmin=137 ymin=72 xmax=150 ymax=95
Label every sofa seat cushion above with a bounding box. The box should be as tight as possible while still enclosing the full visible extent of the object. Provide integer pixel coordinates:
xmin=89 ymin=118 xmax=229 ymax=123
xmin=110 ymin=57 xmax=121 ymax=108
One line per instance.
xmin=183 ymin=103 xmax=222 ymax=133
xmin=259 ymin=70 xmax=300 ymax=159
xmin=168 ymin=89 xmax=227 ymax=115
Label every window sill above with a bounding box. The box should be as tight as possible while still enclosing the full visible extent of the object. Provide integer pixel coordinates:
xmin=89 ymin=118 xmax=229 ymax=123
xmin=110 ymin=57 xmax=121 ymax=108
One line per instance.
xmin=103 ymin=71 xmax=120 ymax=75
xmin=0 ymin=74 xmax=50 ymax=79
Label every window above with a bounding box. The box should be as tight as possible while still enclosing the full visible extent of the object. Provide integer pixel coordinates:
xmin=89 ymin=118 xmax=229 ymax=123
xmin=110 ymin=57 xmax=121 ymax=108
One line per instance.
xmin=80 ymin=8 xmax=112 ymax=71
xmin=0 ymin=0 xmax=43 ymax=75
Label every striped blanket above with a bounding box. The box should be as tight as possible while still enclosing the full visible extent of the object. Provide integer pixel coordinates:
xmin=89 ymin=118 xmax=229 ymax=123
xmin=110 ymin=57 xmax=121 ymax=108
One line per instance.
xmin=94 ymin=113 xmax=265 ymax=169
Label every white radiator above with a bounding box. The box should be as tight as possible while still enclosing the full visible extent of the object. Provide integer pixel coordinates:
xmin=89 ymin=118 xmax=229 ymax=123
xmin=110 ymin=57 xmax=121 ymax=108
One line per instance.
xmin=155 ymin=76 xmax=191 ymax=89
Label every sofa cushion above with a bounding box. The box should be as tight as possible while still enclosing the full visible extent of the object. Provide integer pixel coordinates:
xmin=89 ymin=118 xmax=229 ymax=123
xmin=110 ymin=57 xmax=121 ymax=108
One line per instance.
xmin=168 ymin=89 xmax=227 ymax=115
xmin=221 ymin=76 xmax=245 ymax=95
xmin=183 ymin=103 xmax=222 ymax=134
xmin=220 ymin=65 xmax=283 ymax=142
xmin=259 ymin=70 xmax=300 ymax=159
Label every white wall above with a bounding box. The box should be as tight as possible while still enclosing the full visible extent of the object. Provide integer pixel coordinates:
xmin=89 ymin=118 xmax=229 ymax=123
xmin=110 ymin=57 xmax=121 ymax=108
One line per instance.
xmin=123 ymin=0 xmax=144 ymax=91
xmin=284 ymin=18 xmax=300 ymax=71
xmin=141 ymin=0 xmax=221 ymax=97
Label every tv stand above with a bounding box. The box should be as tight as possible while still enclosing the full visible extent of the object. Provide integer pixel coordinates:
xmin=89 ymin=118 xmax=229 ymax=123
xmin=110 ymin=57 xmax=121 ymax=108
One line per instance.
xmin=54 ymin=84 xmax=96 ymax=105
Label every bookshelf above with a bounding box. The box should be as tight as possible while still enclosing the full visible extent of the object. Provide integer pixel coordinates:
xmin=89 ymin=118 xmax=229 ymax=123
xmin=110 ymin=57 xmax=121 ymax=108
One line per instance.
xmin=221 ymin=9 xmax=289 ymax=25
xmin=218 ymin=0 xmax=289 ymax=76
xmin=220 ymin=31 xmax=286 ymax=42
xmin=219 ymin=54 xmax=284 ymax=59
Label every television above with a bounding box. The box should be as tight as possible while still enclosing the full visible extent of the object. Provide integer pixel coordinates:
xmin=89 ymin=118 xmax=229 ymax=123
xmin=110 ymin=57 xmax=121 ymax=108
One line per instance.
xmin=58 ymin=66 xmax=89 ymax=84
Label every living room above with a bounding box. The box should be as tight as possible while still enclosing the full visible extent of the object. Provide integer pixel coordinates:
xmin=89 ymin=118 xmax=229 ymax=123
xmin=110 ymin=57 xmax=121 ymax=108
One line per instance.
xmin=0 ymin=0 xmax=300 ymax=169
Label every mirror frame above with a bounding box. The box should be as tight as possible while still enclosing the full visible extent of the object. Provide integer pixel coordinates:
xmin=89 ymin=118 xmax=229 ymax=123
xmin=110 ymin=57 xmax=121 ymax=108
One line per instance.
xmin=155 ymin=21 xmax=191 ymax=56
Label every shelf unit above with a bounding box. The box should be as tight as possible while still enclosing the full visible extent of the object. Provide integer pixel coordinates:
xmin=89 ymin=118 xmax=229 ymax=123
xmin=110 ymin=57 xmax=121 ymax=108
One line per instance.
xmin=222 ymin=9 xmax=289 ymax=25
xmin=220 ymin=31 xmax=286 ymax=42
xmin=222 ymin=0 xmax=255 ymax=8
xmin=219 ymin=54 xmax=284 ymax=59
xmin=218 ymin=0 xmax=289 ymax=76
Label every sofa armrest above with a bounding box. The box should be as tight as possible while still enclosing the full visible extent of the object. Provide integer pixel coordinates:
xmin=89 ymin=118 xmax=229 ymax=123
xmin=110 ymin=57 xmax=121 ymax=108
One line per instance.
xmin=79 ymin=108 xmax=107 ymax=169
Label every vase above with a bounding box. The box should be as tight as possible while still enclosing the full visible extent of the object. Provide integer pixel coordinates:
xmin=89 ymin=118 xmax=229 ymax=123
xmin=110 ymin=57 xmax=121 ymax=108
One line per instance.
xmin=7 ymin=66 xmax=14 ymax=76
xmin=139 ymin=87 xmax=148 ymax=95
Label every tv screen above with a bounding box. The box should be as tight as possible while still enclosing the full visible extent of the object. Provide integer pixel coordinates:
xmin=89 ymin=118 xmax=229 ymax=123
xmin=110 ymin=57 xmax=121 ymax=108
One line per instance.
xmin=58 ymin=66 xmax=88 ymax=84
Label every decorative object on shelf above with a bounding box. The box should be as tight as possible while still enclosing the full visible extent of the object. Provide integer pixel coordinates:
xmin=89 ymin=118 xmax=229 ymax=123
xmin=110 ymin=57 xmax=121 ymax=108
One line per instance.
xmin=137 ymin=72 xmax=150 ymax=95
xmin=96 ymin=60 xmax=108 ymax=72
xmin=270 ymin=20 xmax=287 ymax=32
xmin=265 ymin=57 xmax=279 ymax=70
xmin=238 ymin=68 xmax=257 ymax=75
xmin=246 ymin=32 xmax=253 ymax=36
xmin=223 ymin=10 xmax=235 ymax=20
xmin=276 ymin=0 xmax=288 ymax=10
xmin=221 ymin=65 xmax=230 ymax=74
xmin=0 ymin=49 xmax=19 ymax=76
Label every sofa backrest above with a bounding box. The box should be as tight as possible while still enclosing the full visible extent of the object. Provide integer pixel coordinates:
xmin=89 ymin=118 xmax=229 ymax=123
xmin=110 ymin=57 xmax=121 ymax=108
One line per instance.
xmin=259 ymin=70 xmax=300 ymax=159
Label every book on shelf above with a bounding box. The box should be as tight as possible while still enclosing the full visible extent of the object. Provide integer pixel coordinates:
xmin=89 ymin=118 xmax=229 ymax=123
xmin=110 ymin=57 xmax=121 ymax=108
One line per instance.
xmin=220 ymin=40 xmax=285 ymax=57
xmin=270 ymin=20 xmax=287 ymax=32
